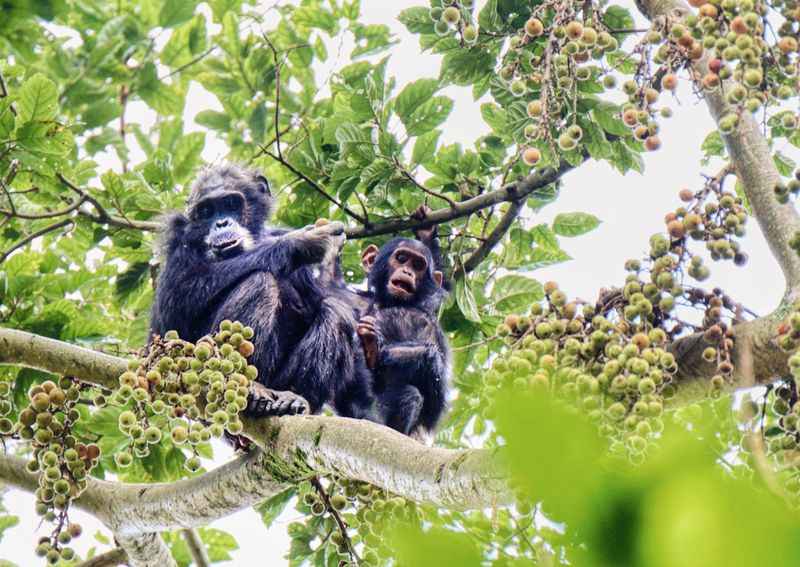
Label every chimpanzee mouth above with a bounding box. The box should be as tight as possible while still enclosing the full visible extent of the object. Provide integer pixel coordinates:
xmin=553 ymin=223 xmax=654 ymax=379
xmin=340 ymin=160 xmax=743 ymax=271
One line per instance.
xmin=212 ymin=238 xmax=243 ymax=258
xmin=388 ymin=277 xmax=415 ymax=298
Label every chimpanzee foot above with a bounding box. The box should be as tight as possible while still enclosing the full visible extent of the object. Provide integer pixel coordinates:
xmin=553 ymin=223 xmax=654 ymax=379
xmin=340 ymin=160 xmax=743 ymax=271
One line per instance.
xmin=246 ymin=382 xmax=310 ymax=417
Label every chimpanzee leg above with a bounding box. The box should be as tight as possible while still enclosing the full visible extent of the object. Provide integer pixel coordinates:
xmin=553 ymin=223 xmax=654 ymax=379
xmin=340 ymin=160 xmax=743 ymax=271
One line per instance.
xmin=213 ymin=272 xmax=310 ymax=417
xmin=380 ymin=384 xmax=423 ymax=435
xmin=271 ymin=295 xmax=355 ymax=413
xmin=333 ymin=361 xmax=376 ymax=421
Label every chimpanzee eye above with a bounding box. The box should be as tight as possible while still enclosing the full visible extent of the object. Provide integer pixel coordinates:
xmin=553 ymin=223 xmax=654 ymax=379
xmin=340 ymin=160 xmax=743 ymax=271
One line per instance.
xmin=197 ymin=202 xmax=213 ymax=220
xmin=222 ymin=194 xmax=242 ymax=213
xmin=396 ymin=252 xmax=407 ymax=263
xmin=413 ymin=258 xmax=426 ymax=272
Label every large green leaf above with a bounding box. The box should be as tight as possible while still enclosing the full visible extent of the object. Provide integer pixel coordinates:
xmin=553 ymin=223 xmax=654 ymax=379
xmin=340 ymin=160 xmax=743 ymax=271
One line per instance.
xmin=404 ymin=96 xmax=453 ymax=137
xmin=411 ymin=129 xmax=440 ymax=166
xmin=492 ymin=275 xmax=544 ymax=313
xmin=17 ymin=74 xmax=58 ymax=123
xmin=455 ymin=277 xmax=481 ymax=323
xmin=394 ymin=78 xmax=440 ymax=123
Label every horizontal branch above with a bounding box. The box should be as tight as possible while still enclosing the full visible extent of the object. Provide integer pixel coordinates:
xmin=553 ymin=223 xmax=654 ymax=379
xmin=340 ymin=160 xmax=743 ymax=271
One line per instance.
xmin=669 ymin=308 xmax=790 ymax=391
xmin=345 ymin=161 xmax=574 ymax=239
xmin=0 ymin=327 xmax=510 ymax=533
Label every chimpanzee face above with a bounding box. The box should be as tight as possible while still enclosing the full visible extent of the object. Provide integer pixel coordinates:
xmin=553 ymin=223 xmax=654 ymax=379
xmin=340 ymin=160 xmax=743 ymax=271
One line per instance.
xmin=362 ymin=238 xmax=443 ymax=306
xmin=183 ymin=166 xmax=272 ymax=260
xmin=386 ymin=246 xmax=429 ymax=300
xmin=192 ymin=191 xmax=253 ymax=259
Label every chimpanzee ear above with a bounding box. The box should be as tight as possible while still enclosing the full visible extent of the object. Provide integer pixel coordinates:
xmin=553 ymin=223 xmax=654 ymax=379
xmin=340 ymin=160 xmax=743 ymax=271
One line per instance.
xmin=433 ymin=270 xmax=444 ymax=288
xmin=361 ymin=244 xmax=379 ymax=272
xmin=255 ymin=175 xmax=271 ymax=195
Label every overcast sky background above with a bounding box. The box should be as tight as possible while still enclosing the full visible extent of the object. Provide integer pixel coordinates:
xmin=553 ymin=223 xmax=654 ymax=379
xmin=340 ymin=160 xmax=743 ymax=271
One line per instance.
xmin=2 ymin=0 xmax=794 ymax=564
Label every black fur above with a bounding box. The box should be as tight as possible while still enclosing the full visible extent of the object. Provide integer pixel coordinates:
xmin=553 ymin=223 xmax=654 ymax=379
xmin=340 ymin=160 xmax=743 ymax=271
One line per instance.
xmin=362 ymin=239 xmax=450 ymax=434
xmin=150 ymin=164 xmax=347 ymax=416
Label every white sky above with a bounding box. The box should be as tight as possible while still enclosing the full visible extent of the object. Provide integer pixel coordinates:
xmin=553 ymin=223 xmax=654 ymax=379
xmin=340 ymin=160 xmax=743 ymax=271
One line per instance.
xmin=2 ymin=0 xmax=794 ymax=564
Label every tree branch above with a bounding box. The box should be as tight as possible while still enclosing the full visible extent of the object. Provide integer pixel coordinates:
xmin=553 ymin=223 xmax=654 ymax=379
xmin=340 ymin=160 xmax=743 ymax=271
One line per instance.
xmin=181 ymin=528 xmax=210 ymax=567
xmin=346 ymin=161 xmax=573 ymax=239
xmin=0 ymin=328 xmax=510 ymax=520
xmin=635 ymin=0 xmax=800 ymax=296
xmin=0 ymin=218 xmax=73 ymax=263
xmin=116 ymin=533 xmax=176 ymax=567
xmin=462 ymin=198 xmax=525 ymax=274
xmin=76 ymin=547 xmax=128 ymax=567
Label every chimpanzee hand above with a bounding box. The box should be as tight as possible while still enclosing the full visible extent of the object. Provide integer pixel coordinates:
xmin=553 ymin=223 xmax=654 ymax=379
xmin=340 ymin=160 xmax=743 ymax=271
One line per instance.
xmin=291 ymin=221 xmax=346 ymax=265
xmin=246 ymin=382 xmax=310 ymax=417
xmin=357 ymin=315 xmax=381 ymax=370
xmin=411 ymin=205 xmax=437 ymax=243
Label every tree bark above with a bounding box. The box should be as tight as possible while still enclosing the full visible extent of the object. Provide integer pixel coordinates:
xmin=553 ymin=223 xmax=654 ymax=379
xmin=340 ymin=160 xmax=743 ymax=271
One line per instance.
xmin=115 ymin=533 xmax=176 ymax=567
xmin=0 ymin=327 xmax=510 ymax=538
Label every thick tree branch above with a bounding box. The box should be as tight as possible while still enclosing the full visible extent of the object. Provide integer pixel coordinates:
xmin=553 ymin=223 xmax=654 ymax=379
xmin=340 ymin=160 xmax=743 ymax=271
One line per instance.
xmin=635 ymin=0 xmax=800 ymax=295
xmin=76 ymin=547 xmax=128 ymax=567
xmin=0 ymin=328 xmax=510 ymax=525
xmin=669 ymin=310 xmax=791 ymax=391
xmin=116 ymin=533 xmax=176 ymax=567
xmin=462 ymin=198 xmax=525 ymax=274
xmin=346 ymin=161 xmax=573 ymax=239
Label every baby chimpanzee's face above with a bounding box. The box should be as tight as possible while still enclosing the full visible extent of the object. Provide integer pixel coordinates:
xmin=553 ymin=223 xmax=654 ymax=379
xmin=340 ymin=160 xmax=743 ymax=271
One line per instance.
xmin=386 ymin=246 xmax=429 ymax=300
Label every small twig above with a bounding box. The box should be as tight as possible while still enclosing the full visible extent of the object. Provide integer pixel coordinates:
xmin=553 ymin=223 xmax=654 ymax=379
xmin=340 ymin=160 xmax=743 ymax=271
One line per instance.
xmin=346 ymin=160 xmax=574 ymax=239
xmin=310 ymin=477 xmax=360 ymax=565
xmin=260 ymin=148 xmax=366 ymax=223
xmin=181 ymin=528 xmax=211 ymax=567
xmin=0 ymin=218 xmax=73 ymax=263
xmin=57 ymin=174 xmax=159 ymax=231
xmin=75 ymin=547 xmax=128 ymax=567
xmin=0 ymin=68 xmax=16 ymax=116
xmin=262 ymin=34 xmax=284 ymax=161
xmin=160 ymin=46 xmax=217 ymax=80
xmin=119 ymin=85 xmax=129 ymax=173
xmin=462 ymin=198 xmax=525 ymax=274
xmin=0 ymin=198 xmax=84 ymax=220
xmin=395 ymin=158 xmax=457 ymax=209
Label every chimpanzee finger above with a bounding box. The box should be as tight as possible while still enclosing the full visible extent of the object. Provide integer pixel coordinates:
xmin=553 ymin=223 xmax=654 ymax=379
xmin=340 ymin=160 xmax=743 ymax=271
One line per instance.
xmin=289 ymin=399 xmax=308 ymax=414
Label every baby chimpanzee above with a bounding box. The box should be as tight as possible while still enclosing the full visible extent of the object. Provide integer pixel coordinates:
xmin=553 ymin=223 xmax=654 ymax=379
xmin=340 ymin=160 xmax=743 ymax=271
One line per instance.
xmin=356 ymin=237 xmax=450 ymax=436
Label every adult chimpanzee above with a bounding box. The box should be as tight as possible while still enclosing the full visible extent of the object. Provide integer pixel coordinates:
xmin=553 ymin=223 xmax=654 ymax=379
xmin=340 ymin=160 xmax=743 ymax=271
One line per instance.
xmin=355 ymin=238 xmax=450 ymax=436
xmin=150 ymin=164 xmax=347 ymax=416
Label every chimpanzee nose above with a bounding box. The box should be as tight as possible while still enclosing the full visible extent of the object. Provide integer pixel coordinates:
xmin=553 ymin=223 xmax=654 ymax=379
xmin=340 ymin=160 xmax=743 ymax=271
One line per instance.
xmin=215 ymin=218 xmax=230 ymax=228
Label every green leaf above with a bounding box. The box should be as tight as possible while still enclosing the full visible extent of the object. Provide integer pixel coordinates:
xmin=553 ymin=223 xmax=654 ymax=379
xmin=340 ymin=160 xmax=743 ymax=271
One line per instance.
xmin=552 ymin=212 xmax=601 ymax=237
xmin=194 ymin=110 xmax=230 ymax=131
xmin=115 ymin=261 xmax=150 ymax=302
xmin=404 ymin=96 xmax=453 ymax=137
xmin=394 ymin=78 xmax=440 ymax=123
xmin=591 ymin=101 xmax=628 ymax=137
xmin=398 ymin=6 xmax=435 ymax=35
xmin=494 ymin=390 xmax=605 ymax=522
xmin=478 ymin=0 xmax=501 ymax=32
xmin=0 ymin=515 xmax=19 ymax=543
xmin=701 ymin=130 xmax=725 ymax=159
xmin=17 ymin=74 xmax=58 ymax=123
xmin=440 ymin=48 xmax=494 ymax=86
xmin=159 ymin=0 xmax=198 ymax=28
xmin=492 ymin=275 xmax=544 ymax=313
xmin=412 ymin=129 xmax=440 ymax=166
xmin=480 ymin=103 xmax=507 ymax=134
xmin=774 ymin=151 xmax=796 ymax=177
xmin=172 ymin=132 xmax=206 ymax=183
xmin=256 ymin=488 xmax=296 ymax=529
xmin=455 ymin=278 xmax=481 ymax=323
xmin=530 ymin=224 xmax=560 ymax=249
xmin=603 ymin=5 xmax=635 ymax=33
xmin=390 ymin=523 xmax=482 ymax=567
